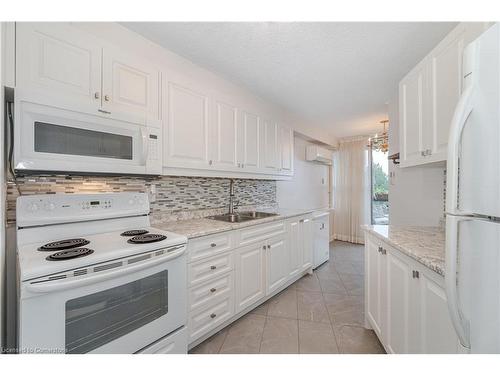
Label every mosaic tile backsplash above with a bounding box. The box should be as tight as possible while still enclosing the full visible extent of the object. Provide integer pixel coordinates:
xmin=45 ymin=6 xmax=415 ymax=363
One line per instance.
xmin=6 ymin=175 xmax=277 ymax=224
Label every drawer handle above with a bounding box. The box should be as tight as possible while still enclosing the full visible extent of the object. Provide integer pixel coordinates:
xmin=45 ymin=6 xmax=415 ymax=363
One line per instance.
xmin=210 ymin=265 xmax=217 ymax=270
xmin=210 ymin=288 xmax=217 ymax=293
xmin=210 ymin=313 xmax=217 ymax=319
xmin=210 ymin=243 xmax=217 ymax=247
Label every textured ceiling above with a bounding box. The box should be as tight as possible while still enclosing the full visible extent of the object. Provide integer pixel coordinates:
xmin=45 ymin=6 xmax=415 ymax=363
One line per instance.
xmin=122 ymin=22 xmax=457 ymax=137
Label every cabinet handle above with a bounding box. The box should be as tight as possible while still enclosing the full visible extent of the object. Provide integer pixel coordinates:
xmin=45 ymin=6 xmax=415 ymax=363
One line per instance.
xmin=378 ymin=246 xmax=383 ymax=253
xmin=382 ymin=249 xmax=387 ymax=255
xmin=427 ymin=149 xmax=432 ymax=156
xmin=267 ymin=245 xmax=271 ymax=249
xmin=210 ymin=265 xmax=217 ymax=270
xmin=241 ymin=163 xmax=245 ymax=168
xmin=94 ymin=92 xmax=100 ymax=99
xmin=97 ymin=109 xmax=111 ymax=114
xmin=210 ymin=288 xmax=217 ymax=293
xmin=299 ymin=219 xmax=304 ymax=223
xmin=210 ymin=243 xmax=217 ymax=248
xmin=237 ymin=163 xmax=241 ymax=168
xmin=209 ymin=160 xmax=213 ymax=165
xmin=263 ymin=245 xmax=266 ymax=250
xmin=420 ymin=151 xmax=425 ymax=157
xmin=210 ymin=313 xmax=217 ymax=319
xmin=413 ymin=270 xmax=420 ymax=279
xmin=104 ymin=94 xmax=110 ymax=102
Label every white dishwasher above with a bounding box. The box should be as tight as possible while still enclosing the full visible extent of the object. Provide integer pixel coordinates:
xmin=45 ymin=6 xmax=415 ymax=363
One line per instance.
xmin=313 ymin=212 xmax=330 ymax=268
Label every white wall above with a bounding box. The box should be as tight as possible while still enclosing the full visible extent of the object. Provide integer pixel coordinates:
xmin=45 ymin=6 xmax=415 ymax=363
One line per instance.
xmin=74 ymin=23 xmax=338 ymax=148
xmin=276 ymin=136 xmax=330 ymax=210
xmin=387 ymin=90 xmax=446 ymax=227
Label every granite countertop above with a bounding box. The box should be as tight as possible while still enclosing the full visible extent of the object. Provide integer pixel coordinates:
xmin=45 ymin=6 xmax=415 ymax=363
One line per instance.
xmin=153 ymin=208 xmax=316 ymax=239
xmin=362 ymin=225 xmax=446 ymax=276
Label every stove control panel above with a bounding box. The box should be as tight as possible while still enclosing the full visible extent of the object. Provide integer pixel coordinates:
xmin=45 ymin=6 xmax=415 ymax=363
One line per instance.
xmin=17 ymin=193 xmax=150 ymax=227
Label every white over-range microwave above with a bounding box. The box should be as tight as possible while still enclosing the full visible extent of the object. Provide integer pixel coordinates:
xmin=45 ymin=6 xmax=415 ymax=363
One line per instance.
xmin=12 ymin=94 xmax=162 ymax=175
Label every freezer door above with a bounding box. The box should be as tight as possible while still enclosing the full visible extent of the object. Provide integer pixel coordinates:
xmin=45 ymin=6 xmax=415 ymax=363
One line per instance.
xmin=457 ymin=217 xmax=500 ymax=353
xmin=458 ymin=24 xmax=500 ymax=217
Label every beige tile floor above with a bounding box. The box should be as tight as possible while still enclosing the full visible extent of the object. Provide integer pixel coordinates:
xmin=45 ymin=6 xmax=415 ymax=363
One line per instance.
xmin=190 ymin=240 xmax=386 ymax=354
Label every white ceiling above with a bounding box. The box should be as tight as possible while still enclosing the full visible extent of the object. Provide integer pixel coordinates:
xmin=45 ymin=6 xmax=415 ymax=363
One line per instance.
xmin=122 ymin=22 xmax=457 ymax=137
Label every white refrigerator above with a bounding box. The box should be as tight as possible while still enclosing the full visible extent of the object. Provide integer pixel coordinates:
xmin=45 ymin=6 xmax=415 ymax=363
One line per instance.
xmin=446 ymin=23 xmax=500 ymax=353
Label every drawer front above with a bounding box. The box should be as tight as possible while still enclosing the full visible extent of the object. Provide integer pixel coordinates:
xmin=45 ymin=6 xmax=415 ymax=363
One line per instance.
xmin=237 ymin=220 xmax=285 ymax=247
xmin=138 ymin=327 xmax=187 ymax=354
xmin=188 ymin=294 xmax=234 ymax=342
xmin=188 ymin=252 xmax=233 ymax=287
xmin=188 ymin=232 xmax=233 ymax=263
xmin=189 ymin=272 xmax=234 ymax=312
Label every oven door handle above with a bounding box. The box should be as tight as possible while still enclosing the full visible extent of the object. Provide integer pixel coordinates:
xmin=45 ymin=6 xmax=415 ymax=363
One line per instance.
xmin=24 ymin=245 xmax=186 ymax=294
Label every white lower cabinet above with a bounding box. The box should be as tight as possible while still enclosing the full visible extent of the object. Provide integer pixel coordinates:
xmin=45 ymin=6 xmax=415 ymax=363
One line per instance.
xmin=234 ymin=242 xmax=266 ymax=313
xmin=365 ymin=232 xmax=459 ymax=354
xmin=187 ymin=215 xmax=314 ymax=346
xmin=265 ymin=234 xmax=288 ymax=295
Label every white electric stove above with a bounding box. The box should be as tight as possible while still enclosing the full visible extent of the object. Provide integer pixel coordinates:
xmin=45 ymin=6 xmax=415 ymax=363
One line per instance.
xmin=16 ymin=192 xmax=188 ymax=354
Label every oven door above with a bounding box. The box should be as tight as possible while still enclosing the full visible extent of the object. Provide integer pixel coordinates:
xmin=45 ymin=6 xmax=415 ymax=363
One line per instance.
xmin=19 ymin=247 xmax=186 ymax=354
xmin=14 ymin=98 xmax=161 ymax=175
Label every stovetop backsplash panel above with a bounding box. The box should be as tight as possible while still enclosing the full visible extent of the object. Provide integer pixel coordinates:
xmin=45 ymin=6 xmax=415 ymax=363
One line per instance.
xmin=6 ymin=175 xmax=277 ymax=224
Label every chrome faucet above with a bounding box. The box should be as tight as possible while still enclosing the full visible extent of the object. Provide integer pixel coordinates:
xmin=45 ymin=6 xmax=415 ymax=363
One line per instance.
xmin=228 ymin=179 xmax=239 ymax=215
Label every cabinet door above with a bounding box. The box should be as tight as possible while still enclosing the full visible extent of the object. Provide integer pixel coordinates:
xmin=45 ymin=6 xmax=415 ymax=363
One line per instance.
xmin=429 ymin=27 xmax=465 ymax=161
xmin=417 ymin=270 xmax=459 ymax=353
xmin=399 ymin=60 xmax=428 ymax=167
xmin=16 ymin=22 xmax=102 ymax=114
xmin=365 ymin=236 xmax=387 ymax=341
xmin=102 ymin=47 xmax=160 ymax=124
xmin=239 ymin=110 xmax=260 ymax=172
xmin=301 ymin=218 xmax=313 ymax=271
xmin=279 ymin=125 xmax=294 ymax=175
xmin=164 ymin=75 xmax=210 ymax=170
xmin=212 ymin=100 xmax=238 ymax=171
xmin=386 ymin=250 xmax=412 ymax=354
xmin=288 ymin=220 xmax=302 ymax=278
xmin=265 ymin=234 xmax=289 ymax=295
xmin=234 ymin=242 xmax=266 ymax=313
xmin=261 ymin=119 xmax=280 ymax=172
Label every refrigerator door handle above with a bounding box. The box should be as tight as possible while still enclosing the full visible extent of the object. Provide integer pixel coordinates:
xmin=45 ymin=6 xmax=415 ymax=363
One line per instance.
xmin=445 ymin=215 xmax=471 ymax=349
xmin=446 ymin=85 xmax=474 ymax=215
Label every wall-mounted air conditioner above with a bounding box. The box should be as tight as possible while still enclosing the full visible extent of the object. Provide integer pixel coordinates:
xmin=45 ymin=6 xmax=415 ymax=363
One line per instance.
xmin=306 ymin=145 xmax=332 ymax=165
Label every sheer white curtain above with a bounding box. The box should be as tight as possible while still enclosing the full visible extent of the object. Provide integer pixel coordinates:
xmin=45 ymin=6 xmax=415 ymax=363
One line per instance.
xmin=333 ymin=136 xmax=370 ymax=244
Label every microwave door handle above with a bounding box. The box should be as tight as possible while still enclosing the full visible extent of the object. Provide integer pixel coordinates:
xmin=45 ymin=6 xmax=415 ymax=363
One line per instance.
xmin=24 ymin=245 xmax=186 ymax=294
xmin=140 ymin=127 xmax=149 ymax=165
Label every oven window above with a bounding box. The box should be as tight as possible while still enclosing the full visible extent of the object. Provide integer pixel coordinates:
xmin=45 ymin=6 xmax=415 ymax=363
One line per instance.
xmin=34 ymin=122 xmax=133 ymax=160
xmin=65 ymin=271 xmax=168 ymax=354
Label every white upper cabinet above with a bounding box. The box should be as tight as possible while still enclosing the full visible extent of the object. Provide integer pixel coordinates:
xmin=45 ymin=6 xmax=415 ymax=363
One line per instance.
xmin=239 ymin=110 xmax=260 ymax=172
xmin=164 ymin=74 xmax=210 ymax=170
xmin=102 ymin=47 xmax=160 ymax=124
xmin=16 ymin=23 xmax=160 ymax=125
xmin=16 ymin=23 xmax=102 ymax=113
xmin=279 ymin=125 xmax=294 ymax=175
xmin=399 ymin=23 xmax=492 ymax=168
xmin=261 ymin=119 xmax=280 ymax=172
xmin=399 ymin=59 xmax=428 ymax=167
xmin=428 ymin=26 xmax=466 ymax=161
xmin=212 ymin=99 xmax=238 ymax=171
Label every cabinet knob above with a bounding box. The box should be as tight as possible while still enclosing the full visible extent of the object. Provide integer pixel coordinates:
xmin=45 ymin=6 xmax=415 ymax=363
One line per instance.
xmin=412 ymin=270 xmax=420 ymax=279
xmin=210 ymin=288 xmax=217 ymax=293
xmin=104 ymin=94 xmax=110 ymax=102
xmin=209 ymin=160 xmax=213 ymax=165
xmin=263 ymin=245 xmax=266 ymax=250
xmin=378 ymin=246 xmax=383 ymax=253
xmin=267 ymin=244 xmax=271 ymax=249
xmin=241 ymin=163 xmax=245 ymax=168
xmin=210 ymin=313 xmax=217 ymax=319
xmin=210 ymin=243 xmax=217 ymax=248
xmin=420 ymin=151 xmax=425 ymax=157
xmin=210 ymin=265 xmax=217 ymax=270
xmin=94 ymin=92 xmax=100 ymax=99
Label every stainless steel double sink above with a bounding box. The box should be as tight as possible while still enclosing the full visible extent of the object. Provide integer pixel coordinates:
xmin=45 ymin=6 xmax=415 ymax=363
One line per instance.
xmin=207 ymin=211 xmax=279 ymax=223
